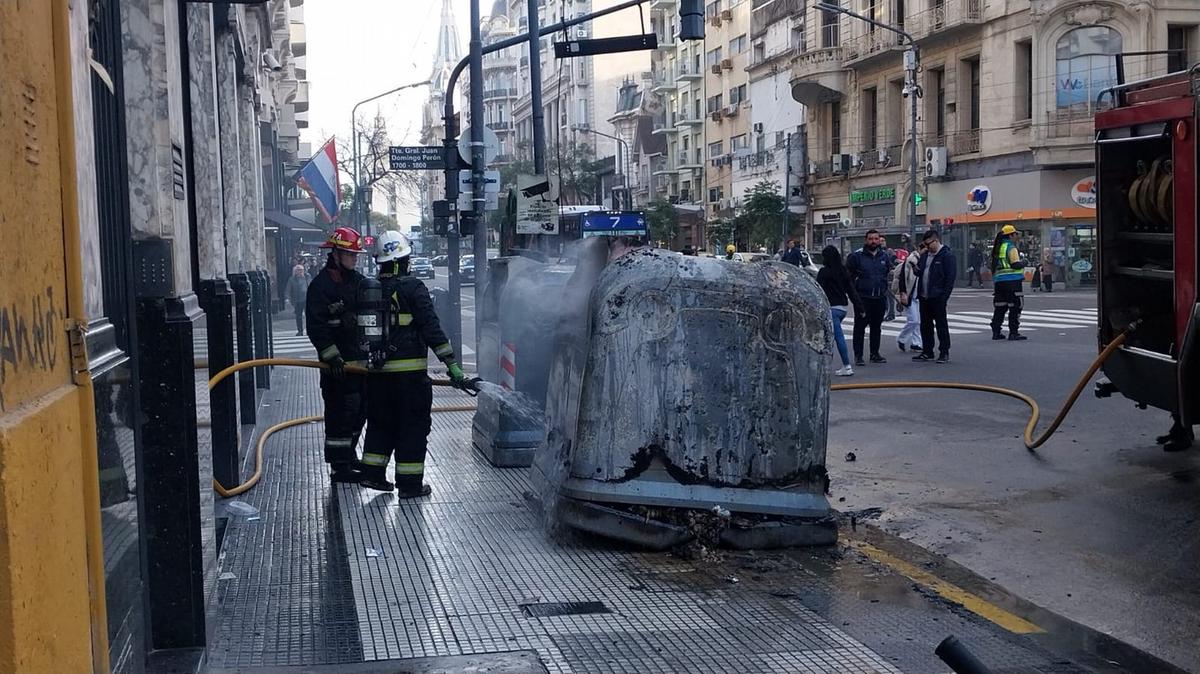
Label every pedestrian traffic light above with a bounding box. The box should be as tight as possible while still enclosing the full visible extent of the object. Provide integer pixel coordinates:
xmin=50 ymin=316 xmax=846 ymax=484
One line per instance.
xmin=914 ymin=193 xmax=925 ymax=205
xmin=679 ymin=0 xmax=705 ymax=41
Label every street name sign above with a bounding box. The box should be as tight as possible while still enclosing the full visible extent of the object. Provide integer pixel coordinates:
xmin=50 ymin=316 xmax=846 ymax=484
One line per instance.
xmin=388 ymin=146 xmax=445 ymax=170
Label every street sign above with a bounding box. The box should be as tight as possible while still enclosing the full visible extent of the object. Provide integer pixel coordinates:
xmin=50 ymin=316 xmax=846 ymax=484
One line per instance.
xmin=581 ymin=211 xmax=647 ymax=238
xmin=458 ymin=169 xmax=501 ymax=194
xmin=457 ymin=125 xmax=500 ymax=167
xmin=516 ymin=174 xmax=559 ymax=235
xmin=458 ymin=191 xmax=500 ymax=212
xmin=388 ymin=145 xmax=444 ymax=170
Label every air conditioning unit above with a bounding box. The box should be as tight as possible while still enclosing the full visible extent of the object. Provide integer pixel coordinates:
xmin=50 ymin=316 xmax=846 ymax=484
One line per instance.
xmin=710 ymin=64 xmax=723 ymax=75
xmin=710 ymin=111 xmax=723 ymax=122
xmin=753 ymin=122 xmax=764 ymax=133
xmin=877 ymin=147 xmax=890 ymax=164
xmin=709 ymin=14 xmax=722 ymax=27
xmin=808 ymin=161 xmax=819 ymax=176
xmin=721 ymin=58 xmax=733 ymax=70
xmin=831 ymin=153 xmax=851 ymax=174
xmin=850 ymin=154 xmax=863 ymax=168
xmin=721 ymin=8 xmax=733 ymax=21
xmin=723 ymin=104 xmax=738 ymax=117
xmin=925 ymin=146 xmax=948 ymax=177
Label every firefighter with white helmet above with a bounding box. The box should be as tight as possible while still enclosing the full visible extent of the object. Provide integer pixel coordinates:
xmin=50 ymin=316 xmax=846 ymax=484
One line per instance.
xmin=358 ymin=230 xmax=470 ymax=495
xmin=306 ymin=226 xmax=369 ymax=483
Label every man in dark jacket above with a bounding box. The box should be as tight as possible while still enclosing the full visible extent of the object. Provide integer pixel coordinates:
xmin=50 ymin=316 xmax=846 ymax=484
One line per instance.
xmin=781 ymin=239 xmax=802 ymax=266
xmin=967 ymin=244 xmax=984 ymax=287
xmin=845 ymin=229 xmax=893 ymax=366
xmin=914 ymin=229 xmax=958 ymax=363
xmin=306 ymin=226 xmax=368 ymax=483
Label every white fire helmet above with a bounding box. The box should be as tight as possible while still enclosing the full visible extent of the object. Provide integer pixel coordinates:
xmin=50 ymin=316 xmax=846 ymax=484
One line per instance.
xmin=374 ymin=230 xmax=413 ymax=263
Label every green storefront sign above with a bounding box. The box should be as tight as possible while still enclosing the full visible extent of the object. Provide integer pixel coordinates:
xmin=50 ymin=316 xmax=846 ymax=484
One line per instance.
xmin=850 ymin=185 xmax=896 ymax=204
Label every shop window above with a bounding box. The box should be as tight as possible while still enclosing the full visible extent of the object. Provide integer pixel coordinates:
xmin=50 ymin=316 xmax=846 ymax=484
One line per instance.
xmin=1055 ymin=26 xmax=1122 ymax=111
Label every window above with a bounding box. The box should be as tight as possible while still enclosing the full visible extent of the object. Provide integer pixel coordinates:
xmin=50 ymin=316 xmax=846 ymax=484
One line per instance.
xmin=821 ymin=8 xmax=839 ymax=48
xmin=709 ymin=141 xmax=724 ymax=158
xmin=694 ymin=98 xmax=702 ymax=119
xmin=709 ymin=187 xmax=724 ymax=203
xmin=927 ymin=67 xmax=945 ymax=138
xmin=729 ymin=84 xmax=747 ymax=104
xmin=966 ymin=57 xmax=980 ymax=130
xmin=1055 ymin=26 xmax=1122 ymax=110
xmin=707 ymin=47 xmax=723 ymax=65
xmin=731 ymin=134 xmax=749 ymax=151
xmin=894 ymin=0 xmax=905 ymax=30
xmin=830 ymin=101 xmax=842 ymax=155
xmin=705 ymin=1 xmax=720 ymax=18
xmin=1168 ymin=25 xmax=1197 ymax=73
xmin=862 ymin=87 xmax=878 ymax=150
xmin=791 ymin=23 xmax=806 ymax=51
xmin=888 ymin=79 xmax=904 ymax=145
xmin=729 ymin=34 xmax=747 ymax=54
xmin=707 ymin=94 xmax=723 ymax=114
xmin=1015 ymin=40 xmax=1032 ymax=121
xmin=867 ymin=0 xmax=878 ymax=33
xmin=753 ymin=41 xmax=766 ymax=63
xmin=756 ymin=133 xmax=766 ymax=153
xmin=775 ymin=130 xmax=785 ymax=148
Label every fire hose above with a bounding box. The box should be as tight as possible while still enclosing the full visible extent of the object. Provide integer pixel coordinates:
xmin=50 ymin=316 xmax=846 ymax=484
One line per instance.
xmin=206 ymin=358 xmax=480 ymax=498
xmin=830 ymin=327 xmax=1133 ymax=451
xmin=208 ymin=327 xmax=1133 ymax=498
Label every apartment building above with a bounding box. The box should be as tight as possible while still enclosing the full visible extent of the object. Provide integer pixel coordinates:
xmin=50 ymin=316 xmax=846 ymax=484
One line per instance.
xmin=649 ymin=0 xmax=707 ymax=214
xmin=482 ymin=11 xmax=521 ymax=164
xmin=793 ymin=0 xmax=1198 ymax=285
xmin=742 ymin=0 xmax=808 ymax=234
xmin=702 ymin=0 xmax=754 ymax=220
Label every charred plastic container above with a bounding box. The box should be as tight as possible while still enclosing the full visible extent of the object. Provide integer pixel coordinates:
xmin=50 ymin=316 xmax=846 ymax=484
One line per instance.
xmin=473 ymin=258 xmax=575 ymax=467
xmin=533 ymin=248 xmax=836 ymax=549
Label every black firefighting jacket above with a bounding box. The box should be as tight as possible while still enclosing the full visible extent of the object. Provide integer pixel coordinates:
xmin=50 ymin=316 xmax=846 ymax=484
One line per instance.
xmin=372 ymin=271 xmax=457 ymax=372
xmin=306 ymin=259 xmax=366 ymax=363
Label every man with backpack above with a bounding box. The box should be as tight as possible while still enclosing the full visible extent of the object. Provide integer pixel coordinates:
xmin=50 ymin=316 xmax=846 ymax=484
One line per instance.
xmin=890 ymin=241 xmax=924 ymax=353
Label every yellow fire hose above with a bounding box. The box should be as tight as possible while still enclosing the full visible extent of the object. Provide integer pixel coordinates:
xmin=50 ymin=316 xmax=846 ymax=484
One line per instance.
xmin=206 ymin=358 xmax=476 ymax=498
xmin=830 ymin=329 xmax=1130 ymax=451
xmin=207 ymin=329 xmax=1130 ymax=498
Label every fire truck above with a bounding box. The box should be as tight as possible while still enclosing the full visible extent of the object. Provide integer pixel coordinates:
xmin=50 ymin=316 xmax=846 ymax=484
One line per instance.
xmin=1094 ymin=65 xmax=1199 ymax=451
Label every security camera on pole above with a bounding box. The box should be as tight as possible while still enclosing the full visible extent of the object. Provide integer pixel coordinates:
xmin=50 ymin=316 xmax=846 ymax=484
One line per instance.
xmin=814 ymin=2 xmax=922 ymax=244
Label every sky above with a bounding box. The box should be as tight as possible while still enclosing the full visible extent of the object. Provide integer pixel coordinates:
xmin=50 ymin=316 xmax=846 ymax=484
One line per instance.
xmin=302 ymin=0 xmax=473 ymax=224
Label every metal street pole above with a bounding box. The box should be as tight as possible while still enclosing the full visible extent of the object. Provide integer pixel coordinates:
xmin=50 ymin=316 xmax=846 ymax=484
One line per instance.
xmin=814 ymin=2 xmax=920 ymax=244
xmin=528 ymin=0 xmax=546 ymax=177
xmin=469 ymin=0 xmax=486 ymax=345
xmin=574 ymin=126 xmax=629 ymax=207
xmin=349 ymin=80 xmax=430 ymax=235
xmin=782 ymin=132 xmax=792 ymax=250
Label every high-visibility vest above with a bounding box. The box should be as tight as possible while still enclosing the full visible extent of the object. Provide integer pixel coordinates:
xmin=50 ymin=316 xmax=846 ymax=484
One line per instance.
xmin=994 ymin=241 xmax=1023 ymax=281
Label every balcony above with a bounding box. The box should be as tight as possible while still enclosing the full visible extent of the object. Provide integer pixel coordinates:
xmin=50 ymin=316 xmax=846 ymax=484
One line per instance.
xmin=653 ymin=173 xmax=672 ymax=191
xmin=652 ymin=116 xmax=678 ymax=135
xmin=483 ymin=87 xmax=518 ymax=101
xmin=649 ymin=0 xmax=676 ymax=8
xmin=677 ymin=150 xmax=703 ymax=170
xmin=909 ymin=0 xmax=984 ymax=42
xmin=487 ymin=120 xmax=514 ymax=132
xmin=651 ymin=156 xmax=672 ymax=175
xmin=843 ymin=29 xmax=904 ymax=66
xmin=790 ymin=46 xmax=847 ymax=106
xmin=677 ymin=62 xmax=703 ymax=82
xmin=749 ymin=45 xmax=796 ymax=71
xmin=677 ymin=111 xmax=703 ymax=128
xmin=856 ymin=144 xmax=905 ymax=171
xmin=486 ymin=54 xmax=519 ymax=70
xmin=927 ymin=130 xmax=980 ymax=156
xmin=656 ymin=29 xmax=676 ymax=49
xmin=651 ymin=69 xmax=678 ymax=92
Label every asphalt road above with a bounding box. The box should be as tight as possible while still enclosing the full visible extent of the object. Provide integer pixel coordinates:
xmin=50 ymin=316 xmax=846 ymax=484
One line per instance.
xmin=826 ymin=286 xmax=1200 ymax=672
xmin=426 ymin=269 xmax=477 ymax=367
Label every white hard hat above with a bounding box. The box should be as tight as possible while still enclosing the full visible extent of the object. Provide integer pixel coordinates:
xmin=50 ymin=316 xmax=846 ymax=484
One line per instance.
xmin=374 ymin=230 xmax=413 ymax=263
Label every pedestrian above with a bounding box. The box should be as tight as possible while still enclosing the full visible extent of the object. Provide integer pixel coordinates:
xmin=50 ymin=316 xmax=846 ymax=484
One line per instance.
xmin=845 ymin=229 xmax=894 ymax=366
xmin=782 ymin=239 xmax=803 ymax=266
xmin=286 ymin=264 xmax=309 ymax=336
xmin=358 ymin=231 xmax=469 ymax=496
xmin=881 ymin=237 xmax=897 ymax=322
xmin=967 ymin=244 xmax=984 ymax=288
xmin=890 ymin=241 xmax=924 ymax=353
xmin=914 ymin=229 xmax=957 ymax=363
xmin=989 ymin=224 xmax=1027 ymax=341
xmin=725 ymin=244 xmax=736 ymax=260
xmin=1040 ymin=247 xmax=1055 ymax=292
xmin=681 ymin=244 xmax=695 ymax=256
xmin=817 ymin=245 xmax=861 ymax=376
xmin=306 ymin=227 xmax=369 ymax=483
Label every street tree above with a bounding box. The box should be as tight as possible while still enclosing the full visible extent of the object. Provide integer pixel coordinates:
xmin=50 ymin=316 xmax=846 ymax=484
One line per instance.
xmin=646 ymin=199 xmax=678 ymax=247
xmin=331 ymin=112 xmax=421 ymax=230
xmin=735 ymin=180 xmax=793 ymax=252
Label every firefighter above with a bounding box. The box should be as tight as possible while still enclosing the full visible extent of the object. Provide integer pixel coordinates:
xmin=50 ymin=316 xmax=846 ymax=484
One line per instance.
xmin=989 ymin=224 xmax=1028 ymax=341
xmin=359 ymin=231 xmax=468 ymax=496
xmin=306 ymin=226 xmax=369 ymax=483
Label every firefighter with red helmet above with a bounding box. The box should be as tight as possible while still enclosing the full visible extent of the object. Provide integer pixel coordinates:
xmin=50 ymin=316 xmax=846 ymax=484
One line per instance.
xmin=306 ymin=226 xmax=368 ymax=483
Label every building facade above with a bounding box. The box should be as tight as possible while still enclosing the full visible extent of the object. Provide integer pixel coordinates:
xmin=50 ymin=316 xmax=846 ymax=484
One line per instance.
xmin=793 ymin=0 xmax=1198 ymax=285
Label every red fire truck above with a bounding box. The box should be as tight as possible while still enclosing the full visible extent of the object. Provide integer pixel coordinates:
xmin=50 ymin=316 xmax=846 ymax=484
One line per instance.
xmin=1094 ymin=65 xmax=1199 ymax=451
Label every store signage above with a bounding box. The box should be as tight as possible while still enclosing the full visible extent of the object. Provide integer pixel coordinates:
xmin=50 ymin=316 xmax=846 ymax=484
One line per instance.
xmin=1072 ymin=259 xmax=1093 ymax=273
xmin=1071 ymin=176 xmax=1097 ymax=209
xmin=966 ymin=185 xmax=992 ymax=215
xmin=850 ymin=185 xmax=896 ymax=204
xmin=816 ymin=209 xmax=848 ymax=225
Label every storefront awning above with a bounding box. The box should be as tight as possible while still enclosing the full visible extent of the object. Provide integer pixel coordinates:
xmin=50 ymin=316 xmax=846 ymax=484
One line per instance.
xmin=265 ymin=210 xmax=324 ymax=235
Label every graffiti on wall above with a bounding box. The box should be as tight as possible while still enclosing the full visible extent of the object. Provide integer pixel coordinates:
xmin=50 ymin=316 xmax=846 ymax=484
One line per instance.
xmin=0 ymin=286 xmax=64 ymax=411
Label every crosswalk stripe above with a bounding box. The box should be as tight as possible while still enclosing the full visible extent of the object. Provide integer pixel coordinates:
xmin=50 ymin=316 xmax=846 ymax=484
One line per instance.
xmin=959 ymin=311 xmax=1094 ymax=325
xmin=949 ymin=315 xmax=1080 ymax=329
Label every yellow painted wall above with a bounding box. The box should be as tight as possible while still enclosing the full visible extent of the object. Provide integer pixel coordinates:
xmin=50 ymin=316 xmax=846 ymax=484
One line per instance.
xmin=0 ymin=0 xmax=101 ymax=671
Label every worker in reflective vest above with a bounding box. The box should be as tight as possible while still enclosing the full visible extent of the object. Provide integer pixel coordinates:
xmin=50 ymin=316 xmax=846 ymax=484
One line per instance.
xmin=989 ymin=224 xmax=1028 ymax=341
xmin=358 ymin=231 xmax=467 ymax=496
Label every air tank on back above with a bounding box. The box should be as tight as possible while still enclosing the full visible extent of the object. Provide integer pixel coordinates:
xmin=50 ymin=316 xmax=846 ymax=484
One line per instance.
xmin=533 ymin=247 xmax=837 ymax=549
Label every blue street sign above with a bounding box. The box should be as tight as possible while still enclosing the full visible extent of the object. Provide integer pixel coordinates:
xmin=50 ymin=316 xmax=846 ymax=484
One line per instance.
xmin=581 ymin=210 xmax=647 ymax=237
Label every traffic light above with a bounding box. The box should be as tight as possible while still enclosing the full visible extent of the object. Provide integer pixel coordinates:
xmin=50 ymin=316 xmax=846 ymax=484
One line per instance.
xmin=914 ymin=193 xmax=925 ymax=205
xmin=679 ymin=0 xmax=704 ymax=41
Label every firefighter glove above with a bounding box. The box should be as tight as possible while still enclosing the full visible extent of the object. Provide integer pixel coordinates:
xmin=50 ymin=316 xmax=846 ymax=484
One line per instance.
xmin=327 ymin=355 xmax=347 ymax=380
xmin=448 ymin=362 xmax=466 ymax=383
